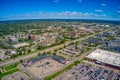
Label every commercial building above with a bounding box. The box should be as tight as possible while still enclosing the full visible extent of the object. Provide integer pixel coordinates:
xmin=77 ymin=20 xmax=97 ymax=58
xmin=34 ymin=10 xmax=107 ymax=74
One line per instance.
xmin=21 ymin=55 xmax=66 ymax=79
xmin=28 ymin=34 xmax=36 ymax=40
xmin=12 ymin=42 xmax=30 ymax=48
xmin=86 ymin=49 xmax=120 ymax=70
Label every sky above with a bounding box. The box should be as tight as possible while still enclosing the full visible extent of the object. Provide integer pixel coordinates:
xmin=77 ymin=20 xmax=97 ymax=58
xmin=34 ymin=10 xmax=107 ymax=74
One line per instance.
xmin=0 ymin=0 xmax=120 ymax=21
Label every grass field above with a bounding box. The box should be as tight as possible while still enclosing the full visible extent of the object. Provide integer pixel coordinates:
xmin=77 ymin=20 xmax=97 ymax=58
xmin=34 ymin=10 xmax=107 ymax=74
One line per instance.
xmin=0 ymin=68 xmax=19 ymax=79
xmin=4 ymin=62 xmax=19 ymax=71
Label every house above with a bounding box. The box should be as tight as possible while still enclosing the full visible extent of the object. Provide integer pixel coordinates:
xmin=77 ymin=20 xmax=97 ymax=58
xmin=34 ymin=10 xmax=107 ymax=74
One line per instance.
xmin=28 ymin=34 xmax=36 ymax=40
xmin=8 ymin=37 xmax=18 ymax=43
xmin=0 ymin=50 xmax=9 ymax=60
xmin=36 ymin=35 xmax=45 ymax=42
xmin=7 ymin=49 xmax=17 ymax=55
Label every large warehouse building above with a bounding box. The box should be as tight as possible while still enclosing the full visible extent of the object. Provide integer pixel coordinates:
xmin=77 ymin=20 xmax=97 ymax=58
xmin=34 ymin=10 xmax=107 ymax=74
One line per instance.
xmin=86 ymin=49 xmax=120 ymax=70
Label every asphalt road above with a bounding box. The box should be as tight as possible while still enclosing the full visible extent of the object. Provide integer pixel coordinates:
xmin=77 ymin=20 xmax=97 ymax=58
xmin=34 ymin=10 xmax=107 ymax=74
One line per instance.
xmin=0 ymin=28 xmax=112 ymax=67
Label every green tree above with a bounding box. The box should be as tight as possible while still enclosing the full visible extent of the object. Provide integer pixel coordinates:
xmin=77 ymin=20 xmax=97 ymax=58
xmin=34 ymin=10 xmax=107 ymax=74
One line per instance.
xmin=20 ymin=59 xmax=23 ymax=63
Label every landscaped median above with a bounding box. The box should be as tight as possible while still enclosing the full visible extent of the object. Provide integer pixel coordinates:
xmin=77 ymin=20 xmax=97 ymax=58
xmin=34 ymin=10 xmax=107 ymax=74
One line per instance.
xmin=44 ymin=60 xmax=81 ymax=80
xmin=0 ymin=62 xmax=20 ymax=79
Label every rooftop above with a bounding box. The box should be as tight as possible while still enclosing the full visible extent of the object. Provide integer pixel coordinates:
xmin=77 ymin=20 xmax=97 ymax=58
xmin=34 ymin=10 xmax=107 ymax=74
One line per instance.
xmin=86 ymin=49 xmax=120 ymax=67
xmin=12 ymin=42 xmax=30 ymax=48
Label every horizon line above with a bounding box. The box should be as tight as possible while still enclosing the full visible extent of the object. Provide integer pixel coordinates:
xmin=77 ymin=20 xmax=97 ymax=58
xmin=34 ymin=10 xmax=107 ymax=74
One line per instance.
xmin=0 ymin=18 xmax=120 ymax=22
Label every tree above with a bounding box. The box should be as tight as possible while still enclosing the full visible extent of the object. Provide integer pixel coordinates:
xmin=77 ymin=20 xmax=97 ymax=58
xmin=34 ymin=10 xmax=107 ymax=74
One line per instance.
xmin=20 ymin=59 xmax=23 ymax=63
xmin=4 ymin=51 xmax=8 ymax=55
xmin=28 ymin=49 xmax=31 ymax=53
xmin=38 ymin=53 xmax=41 ymax=56
xmin=0 ymin=70 xmax=2 ymax=75
xmin=37 ymin=45 xmax=45 ymax=50
xmin=46 ymin=51 xmax=51 ymax=54
xmin=75 ymin=45 xmax=78 ymax=49
xmin=0 ymin=58 xmax=2 ymax=61
xmin=54 ymin=49 xmax=58 ymax=52
xmin=74 ymin=61 xmax=80 ymax=65
xmin=53 ymin=53 xmax=56 ymax=55
xmin=63 ymin=45 xmax=66 ymax=48
xmin=11 ymin=54 xmax=18 ymax=58
xmin=18 ymin=51 xmax=22 ymax=55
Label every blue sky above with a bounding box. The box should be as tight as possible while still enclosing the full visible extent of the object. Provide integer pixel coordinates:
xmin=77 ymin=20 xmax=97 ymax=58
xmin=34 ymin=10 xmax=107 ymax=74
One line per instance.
xmin=0 ymin=0 xmax=120 ymax=21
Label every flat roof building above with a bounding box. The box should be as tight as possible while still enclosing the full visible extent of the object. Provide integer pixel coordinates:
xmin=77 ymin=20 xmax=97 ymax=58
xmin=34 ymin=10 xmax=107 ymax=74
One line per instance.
xmin=12 ymin=42 xmax=30 ymax=48
xmin=86 ymin=49 xmax=120 ymax=69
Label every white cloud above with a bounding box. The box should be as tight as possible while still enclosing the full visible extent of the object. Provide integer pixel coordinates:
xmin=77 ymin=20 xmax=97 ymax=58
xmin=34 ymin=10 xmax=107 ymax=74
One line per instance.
xmin=90 ymin=13 xmax=98 ymax=17
xmin=101 ymin=4 xmax=106 ymax=6
xmin=57 ymin=12 xmax=106 ymax=18
xmin=117 ymin=11 xmax=120 ymax=13
xmin=58 ymin=11 xmax=80 ymax=17
xmin=1 ymin=11 xmax=107 ymax=20
xmin=94 ymin=10 xmax=103 ymax=12
xmin=83 ymin=13 xmax=89 ymax=16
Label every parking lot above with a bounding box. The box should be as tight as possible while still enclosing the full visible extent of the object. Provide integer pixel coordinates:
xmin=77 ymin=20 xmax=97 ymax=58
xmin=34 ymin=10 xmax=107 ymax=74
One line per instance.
xmin=54 ymin=63 xmax=120 ymax=80
xmin=26 ymin=58 xmax=64 ymax=79
xmin=56 ymin=44 xmax=81 ymax=59
xmin=2 ymin=71 xmax=29 ymax=80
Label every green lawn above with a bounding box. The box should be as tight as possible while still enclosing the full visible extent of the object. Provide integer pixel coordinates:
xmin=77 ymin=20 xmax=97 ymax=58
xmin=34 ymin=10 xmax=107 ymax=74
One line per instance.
xmin=0 ymin=62 xmax=20 ymax=79
xmin=86 ymin=47 xmax=92 ymax=52
xmin=4 ymin=62 xmax=19 ymax=71
xmin=26 ymin=40 xmax=35 ymax=45
xmin=0 ymin=68 xmax=19 ymax=79
xmin=44 ymin=61 xmax=80 ymax=80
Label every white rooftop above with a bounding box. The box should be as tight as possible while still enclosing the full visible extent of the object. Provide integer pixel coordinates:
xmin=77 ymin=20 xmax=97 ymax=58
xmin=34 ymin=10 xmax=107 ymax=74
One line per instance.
xmin=12 ymin=42 xmax=30 ymax=48
xmin=86 ymin=49 xmax=120 ymax=67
